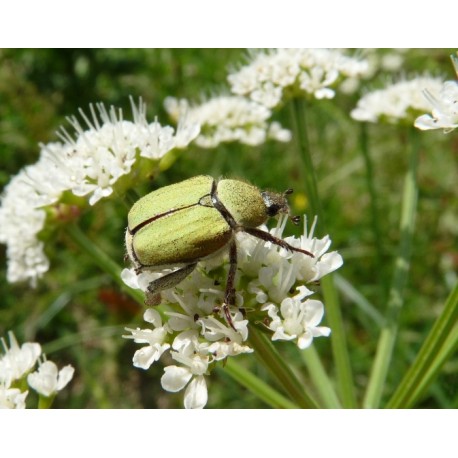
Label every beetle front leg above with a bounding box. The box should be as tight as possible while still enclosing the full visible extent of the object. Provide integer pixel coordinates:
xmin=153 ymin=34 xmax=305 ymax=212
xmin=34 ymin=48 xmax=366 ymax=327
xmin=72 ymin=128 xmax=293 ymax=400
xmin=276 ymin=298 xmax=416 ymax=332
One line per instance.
xmin=242 ymin=227 xmax=314 ymax=258
xmin=145 ymin=263 xmax=197 ymax=305
xmin=222 ymin=239 xmax=238 ymax=331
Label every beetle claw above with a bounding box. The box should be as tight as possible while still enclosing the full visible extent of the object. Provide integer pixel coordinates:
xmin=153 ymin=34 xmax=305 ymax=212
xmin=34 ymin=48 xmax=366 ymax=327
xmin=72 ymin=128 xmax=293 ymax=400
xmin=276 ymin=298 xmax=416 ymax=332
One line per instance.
xmin=222 ymin=303 xmax=237 ymax=331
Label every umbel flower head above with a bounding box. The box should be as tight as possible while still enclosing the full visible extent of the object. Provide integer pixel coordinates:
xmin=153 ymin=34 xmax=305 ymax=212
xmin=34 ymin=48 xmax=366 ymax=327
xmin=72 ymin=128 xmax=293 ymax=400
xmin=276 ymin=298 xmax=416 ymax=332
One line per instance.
xmin=414 ymin=55 xmax=458 ymax=132
xmin=123 ymin=216 xmax=343 ymax=408
xmin=0 ymin=98 xmax=200 ymax=286
xmin=228 ymin=48 xmax=370 ymax=108
xmin=351 ymin=75 xmax=445 ymax=124
xmin=164 ymin=95 xmax=291 ymax=148
xmin=0 ymin=332 xmax=74 ymax=408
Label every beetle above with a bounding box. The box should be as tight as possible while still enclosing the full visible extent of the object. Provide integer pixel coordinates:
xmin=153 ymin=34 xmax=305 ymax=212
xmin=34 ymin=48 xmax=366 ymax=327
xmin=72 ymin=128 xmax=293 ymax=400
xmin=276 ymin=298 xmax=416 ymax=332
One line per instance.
xmin=125 ymin=175 xmax=314 ymax=329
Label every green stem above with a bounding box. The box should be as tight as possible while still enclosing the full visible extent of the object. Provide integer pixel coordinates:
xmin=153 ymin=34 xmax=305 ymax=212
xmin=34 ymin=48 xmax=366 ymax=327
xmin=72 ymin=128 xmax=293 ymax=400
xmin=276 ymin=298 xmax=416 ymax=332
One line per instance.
xmin=386 ymin=282 xmax=458 ymax=408
xmin=301 ymin=345 xmax=342 ymax=408
xmin=248 ymin=326 xmax=319 ymax=408
xmin=363 ymin=128 xmax=419 ymax=408
xmin=321 ymin=274 xmax=356 ymax=407
xmin=290 ymin=97 xmax=356 ymax=408
xmin=38 ymin=394 xmax=55 ymax=409
xmin=66 ymin=224 xmax=144 ymax=305
xmin=290 ymin=98 xmax=323 ymax=222
xmin=359 ymin=123 xmax=387 ymax=294
xmin=221 ymin=359 xmax=299 ymax=409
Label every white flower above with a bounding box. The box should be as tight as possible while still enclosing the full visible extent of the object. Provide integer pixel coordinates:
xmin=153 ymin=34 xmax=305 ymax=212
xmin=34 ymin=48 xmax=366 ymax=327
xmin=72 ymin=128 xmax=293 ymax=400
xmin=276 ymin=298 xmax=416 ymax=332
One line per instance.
xmin=0 ymin=332 xmax=41 ymax=385
xmin=0 ymin=98 xmax=199 ymax=286
xmin=123 ymin=309 xmax=171 ymax=370
xmin=263 ymin=286 xmax=331 ymax=349
xmin=161 ymin=334 xmax=210 ymax=409
xmin=238 ymin=216 xmax=343 ymax=304
xmin=27 ymin=360 xmax=74 ymax=397
xmin=414 ymin=57 xmax=458 ymax=132
xmin=199 ymin=311 xmax=249 ymax=344
xmin=351 ymin=76 xmax=445 ymax=124
xmin=0 ymin=384 xmax=28 ymax=409
xmin=228 ymin=48 xmax=369 ymax=108
xmin=164 ymin=95 xmax=291 ymax=148
xmin=123 ymin=214 xmax=341 ymax=407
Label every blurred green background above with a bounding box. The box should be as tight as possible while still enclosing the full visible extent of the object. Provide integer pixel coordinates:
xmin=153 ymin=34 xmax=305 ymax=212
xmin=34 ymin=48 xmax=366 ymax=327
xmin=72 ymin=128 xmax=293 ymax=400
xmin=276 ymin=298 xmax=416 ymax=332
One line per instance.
xmin=0 ymin=49 xmax=456 ymax=408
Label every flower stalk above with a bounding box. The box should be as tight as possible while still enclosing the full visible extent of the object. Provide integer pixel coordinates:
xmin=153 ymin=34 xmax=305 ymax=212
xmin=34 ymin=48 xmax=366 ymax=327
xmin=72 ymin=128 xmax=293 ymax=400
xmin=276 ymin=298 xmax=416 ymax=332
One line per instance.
xmin=386 ymin=282 xmax=458 ymax=408
xmin=220 ymin=358 xmax=299 ymax=409
xmin=66 ymin=224 xmax=144 ymax=305
xmin=290 ymin=97 xmax=356 ymax=408
xmin=363 ymin=128 xmax=419 ymax=408
xmin=248 ymin=326 xmax=319 ymax=408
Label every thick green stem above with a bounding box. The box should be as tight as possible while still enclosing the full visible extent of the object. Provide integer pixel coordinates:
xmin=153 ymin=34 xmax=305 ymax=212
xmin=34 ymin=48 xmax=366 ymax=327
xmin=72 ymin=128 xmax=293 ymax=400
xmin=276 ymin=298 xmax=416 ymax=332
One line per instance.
xmin=386 ymin=282 xmax=458 ymax=408
xmin=360 ymin=123 xmax=387 ymax=294
xmin=38 ymin=394 xmax=55 ymax=409
xmin=301 ymin=345 xmax=342 ymax=408
xmin=66 ymin=224 xmax=144 ymax=305
xmin=363 ymin=129 xmax=419 ymax=408
xmin=290 ymin=98 xmax=323 ymax=222
xmin=221 ymin=359 xmax=299 ymax=409
xmin=248 ymin=326 xmax=319 ymax=408
xmin=290 ymin=98 xmax=356 ymax=408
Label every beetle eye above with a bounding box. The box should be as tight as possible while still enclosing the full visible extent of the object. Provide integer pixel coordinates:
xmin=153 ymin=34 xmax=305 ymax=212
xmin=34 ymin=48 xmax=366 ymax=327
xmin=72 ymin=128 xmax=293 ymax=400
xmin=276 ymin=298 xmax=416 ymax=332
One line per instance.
xmin=266 ymin=203 xmax=281 ymax=217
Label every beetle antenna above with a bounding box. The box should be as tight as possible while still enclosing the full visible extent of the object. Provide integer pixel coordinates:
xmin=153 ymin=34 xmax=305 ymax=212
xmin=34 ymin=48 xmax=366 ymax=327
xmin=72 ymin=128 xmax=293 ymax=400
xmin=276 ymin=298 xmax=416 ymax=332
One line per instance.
xmin=283 ymin=188 xmax=300 ymax=225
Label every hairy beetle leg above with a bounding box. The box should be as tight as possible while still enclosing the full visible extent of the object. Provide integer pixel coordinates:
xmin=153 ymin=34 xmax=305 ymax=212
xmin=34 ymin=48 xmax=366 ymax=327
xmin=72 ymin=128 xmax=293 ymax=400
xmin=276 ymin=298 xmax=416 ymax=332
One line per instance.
xmin=242 ymin=227 xmax=314 ymax=258
xmin=146 ymin=263 xmax=197 ymax=298
xmin=220 ymin=239 xmax=238 ymax=331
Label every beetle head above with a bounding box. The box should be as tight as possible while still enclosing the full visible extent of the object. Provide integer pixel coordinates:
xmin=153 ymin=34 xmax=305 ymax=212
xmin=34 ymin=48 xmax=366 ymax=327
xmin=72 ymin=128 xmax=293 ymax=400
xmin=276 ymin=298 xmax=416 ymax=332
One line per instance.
xmin=261 ymin=188 xmax=301 ymax=225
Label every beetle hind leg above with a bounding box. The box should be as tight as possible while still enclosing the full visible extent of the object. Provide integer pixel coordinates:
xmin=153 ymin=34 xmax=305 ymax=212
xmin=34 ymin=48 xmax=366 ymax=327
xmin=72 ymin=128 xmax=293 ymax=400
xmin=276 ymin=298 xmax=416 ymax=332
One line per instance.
xmin=220 ymin=239 xmax=238 ymax=331
xmin=145 ymin=263 xmax=197 ymax=305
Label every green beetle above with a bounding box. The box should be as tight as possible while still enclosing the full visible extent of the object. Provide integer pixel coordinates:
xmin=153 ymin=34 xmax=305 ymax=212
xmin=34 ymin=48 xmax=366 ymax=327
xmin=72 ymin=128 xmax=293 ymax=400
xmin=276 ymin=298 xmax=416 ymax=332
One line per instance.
xmin=125 ymin=175 xmax=313 ymax=328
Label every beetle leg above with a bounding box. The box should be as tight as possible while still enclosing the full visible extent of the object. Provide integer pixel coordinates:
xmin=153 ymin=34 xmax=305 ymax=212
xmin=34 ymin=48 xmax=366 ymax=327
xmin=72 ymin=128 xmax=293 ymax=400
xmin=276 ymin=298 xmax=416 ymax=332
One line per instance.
xmin=146 ymin=263 xmax=197 ymax=299
xmin=242 ymin=227 xmax=315 ymax=258
xmin=222 ymin=239 xmax=238 ymax=331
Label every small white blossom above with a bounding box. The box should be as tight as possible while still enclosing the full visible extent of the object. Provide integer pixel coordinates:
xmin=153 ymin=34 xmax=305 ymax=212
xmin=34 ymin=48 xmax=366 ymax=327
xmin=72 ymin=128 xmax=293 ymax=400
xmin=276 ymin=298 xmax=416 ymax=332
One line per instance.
xmin=0 ymin=384 xmax=28 ymax=409
xmin=415 ymin=56 xmax=458 ymax=132
xmin=164 ymin=95 xmax=291 ymax=148
xmin=123 ymin=309 xmax=171 ymax=370
xmin=238 ymin=216 xmax=343 ymax=304
xmin=0 ymin=98 xmax=199 ymax=286
xmin=228 ymin=48 xmax=369 ymax=108
xmin=27 ymin=360 xmax=74 ymax=398
xmin=263 ymin=286 xmax=331 ymax=349
xmin=161 ymin=334 xmax=210 ymax=409
xmin=351 ymin=76 xmax=444 ymax=124
xmin=0 ymin=332 xmax=41 ymax=385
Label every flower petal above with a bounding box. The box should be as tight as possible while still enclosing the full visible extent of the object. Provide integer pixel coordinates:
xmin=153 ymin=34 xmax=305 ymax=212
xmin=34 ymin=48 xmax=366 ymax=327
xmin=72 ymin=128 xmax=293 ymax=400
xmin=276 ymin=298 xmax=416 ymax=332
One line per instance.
xmin=56 ymin=365 xmax=75 ymax=391
xmin=161 ymin=366 xmax=192 ymax=392
xmin=184 ymin=375 xmax=207 ymax=409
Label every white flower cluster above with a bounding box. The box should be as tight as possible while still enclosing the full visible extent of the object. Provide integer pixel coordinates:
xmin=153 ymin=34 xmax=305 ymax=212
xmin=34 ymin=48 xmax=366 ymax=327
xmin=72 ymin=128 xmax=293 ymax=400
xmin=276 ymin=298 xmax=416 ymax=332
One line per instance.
xmin=415 ymin=56 xmax=458 ymax=132
xmin=351 ymin=76 xmax=445 ymax=124
xmin=0 ymin=99 xmax=200 ymax=286
xmin=0 ymin=332 xmax=74 ymax=408
xmin=123 ymin=217 xmax=342 ymax=408
xmin=228 ymin=48 xmax=370 ymax=108
xmin=164 ymin=95 xmax=291 ymax=148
